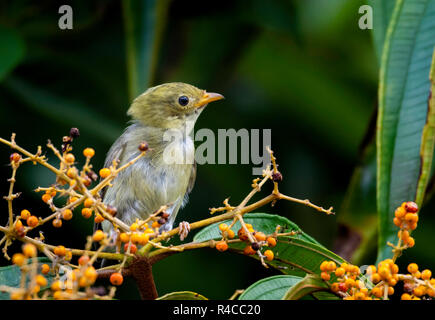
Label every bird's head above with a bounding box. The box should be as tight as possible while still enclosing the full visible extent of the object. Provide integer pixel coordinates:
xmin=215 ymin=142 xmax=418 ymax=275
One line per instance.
xmin=127 ymin=82 xmax=224 ymax=129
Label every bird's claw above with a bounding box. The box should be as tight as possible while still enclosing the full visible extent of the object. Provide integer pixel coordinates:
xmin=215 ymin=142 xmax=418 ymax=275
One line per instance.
xmin=178 ymin=221 xmax=190 ymax=241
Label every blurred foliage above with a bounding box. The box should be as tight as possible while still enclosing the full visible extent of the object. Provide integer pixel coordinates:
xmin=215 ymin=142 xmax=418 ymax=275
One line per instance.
xmin=1 ymin=0 xmax=434 ymax=300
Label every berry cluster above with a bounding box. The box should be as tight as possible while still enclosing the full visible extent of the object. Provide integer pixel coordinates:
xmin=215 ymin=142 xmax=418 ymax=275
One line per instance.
xmin=215 ymin=223 xmax=276 ymax=262
xmin=394 ymin=201 xmax=419 ymax=248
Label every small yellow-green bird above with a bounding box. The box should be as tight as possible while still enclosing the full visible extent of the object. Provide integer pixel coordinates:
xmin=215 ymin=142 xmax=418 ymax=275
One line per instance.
xmin=100 ymin=82 xmax=224 ymax=237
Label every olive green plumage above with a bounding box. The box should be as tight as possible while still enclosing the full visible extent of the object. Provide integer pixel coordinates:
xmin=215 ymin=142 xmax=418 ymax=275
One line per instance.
xmin=101 ymin=82 xmax=223 ymax=235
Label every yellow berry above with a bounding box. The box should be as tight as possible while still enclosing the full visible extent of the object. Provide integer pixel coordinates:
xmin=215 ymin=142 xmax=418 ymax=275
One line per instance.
xmin=395 ymin=207 xmax=406 ymax=218
xmin=99 ymin=168 xmax=111 ymax=179
xmin=407 ymin=263 xmax=419 ymax=274
xmin=20 ymin=209 xmax=31 ymax=220
xmin=92 ymin=230 xmax=105 ymax=242
xmin=41 ymin=193 xmax=52 ymax=203
xmin=94 ymin=213 xmax=104 ymax=223
xmin=138 ymin=233 xmax=149 ymax=245
xmin=64 ymin=153 xmax=75 ymax=164
xmin=421 ymin=269 xmax=432 ymax=280
xmin=83 ymin=148 xmax=95 ymax=158
xmin=35 ymin=275 xmax=47 ymax=287
xmin=371 ymin=287 xmax=383 ymax=298
xmin=388 ymin=286 xmax=394 ymax=295
xmin=41 ymin=264 xmax=50 ymax=274
xmin=266 ymin=236 xmax=277 ymax=247
xmin=227 ymin=229 xmax=235 ymax=239
xmin=219 ymin=223 xmax=228 ymax=232
xmin=12 ymin=253 xmax=26 ymax=266
xmin=22 ymin=243 xmax=37 ymax=258
xmin=62 ymin=209 xmax=73 ymax=221
xmin=335 ymin=267 xmax=345 ymax=277
xmin=401 ymin=293 xmax=412 ymax=300
xmin=264 ymin=249 xmax=274 ymax=261
xmin=254 ymin=232 xmax=266 ymax=242
xmin=119 ymin=233 xmax=130 ymax=243
xmin=84 ymin=266 xmax=97 ymax=283
xmin=320 ymin=261 xmax=329 ymax=272
xmin=84 ymin=198 xmax=94 ymax=208
xmin=130 ymin=223 xmax=139 ymax=231
xmin=52 ymin=218 xmax=62 ymax=228
xmin=54 ymin=245 xmax=66 ymax=257
xmin=81 ymin=208 xmax=93 ymax=219
xmin=320 ymin=272 xmax=330 ymax=281
xmin=66 ymin=167 xmax=78 ymax=179
xmin=51 ymin=280 xmax=62 ymax=291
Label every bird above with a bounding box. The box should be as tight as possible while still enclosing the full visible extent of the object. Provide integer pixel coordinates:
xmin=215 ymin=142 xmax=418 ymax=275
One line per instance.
xmin=99 ymin=82 xmax=224 ymax=239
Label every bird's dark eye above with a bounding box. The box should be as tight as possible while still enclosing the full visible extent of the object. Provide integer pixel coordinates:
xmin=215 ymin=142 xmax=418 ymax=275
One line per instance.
xmin=178 ymin=95 xmax=189 ymax=106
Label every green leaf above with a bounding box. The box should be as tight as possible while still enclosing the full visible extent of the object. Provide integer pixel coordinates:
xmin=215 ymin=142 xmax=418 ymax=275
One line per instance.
xmin=369 ymin=0 xmax=397 ymax=63
xmin=239 ymin=275 xmax=303 ymax=300
xmin=157 ymin=291 xmax=208 ymax=300
xmin=416 ymin=50 xmax=435 ymax=206
xmin=193 ymin=213 xmax=344 ymax=277
xmin=122 ymin=0 xmax=170 ymax=100
xmin=376 ymin=0 xmax=435 ymax=262
xmin=193 ymin=213 xmax=320 ymax=245
xmin=282 ymin=274 xmax=329 ymax=300
xmin=0 ymin=26 xmax=25 ymax=81
xmin=0 ymin=258 xmax=53 ymax=300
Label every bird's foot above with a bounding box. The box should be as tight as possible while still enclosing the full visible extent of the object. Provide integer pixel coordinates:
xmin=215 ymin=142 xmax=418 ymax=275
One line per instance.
xmin=178 ymin=221 xmax=190 ymax=241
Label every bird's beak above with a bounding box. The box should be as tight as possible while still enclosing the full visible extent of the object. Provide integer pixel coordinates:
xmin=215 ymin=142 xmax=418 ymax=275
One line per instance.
xmin=195 ymin=91 xmax=224 ymax=108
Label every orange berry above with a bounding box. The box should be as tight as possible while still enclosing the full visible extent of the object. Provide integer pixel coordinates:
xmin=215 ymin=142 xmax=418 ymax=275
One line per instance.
xmin=119 ymin=233 xmax=130 ymax=243
xmin=78 ymin=255 xmax=90 ymax=266
xmin=62 ymin=209 xmax=73 ymax=221
xmin=406 ymin=237 xmax=415 ymax=247
xmin=20 ymin=209 xmax=31 ymax=220
xmin=124 ymin=243 xmax=137 ymax=254
xmin=12 ymin=253 xmax=26 ymax=266
xmin=421 ymin=269 xmax=432 ymax=280
xmin=327 ymin=261 xmax=337 ymax=272
xmin=54 ymin=245 xmax=66 ymax=256
xmin=320 ymin=272 xmax=330 ymax=281
xmin=92 ymin=230 xmax=105 ymax=242
xmin=216 ymin=241 xmax=229 ymax=252
xmin=68 ymin=196 xmax=79 ymax=204
xmin=254 ymin=232 xmax=266 ymax=242
xmin=407 ymin=263 xmax=419 ymax=274
xmin=66 ymin=167 xmax=78 ymax=179
xmin=408 ymin=222 xmax=418 ymax=231
xmin=378 ymin=266 xmax=390 ymax=279
xmin=64 ymin=153 xmax=75 ymax=164
xmin=110 ymin=272 xmax=123 ymax=286
xmin=335 ymin=267 xmax=345 ymax=277
xmin=83 ymin=148 xmax=95 ymax=158
xmin=41 ymin=194 xmax=52 ymax=203
xmin=401 ymin=293 xmax=412 ymax=300
xmin=264 ymin=249 xmax=274 ymax=261
xmin=227 ymin=229 xmax=235 ymax=239
xmin=151 ymin=221 xmax=160 ymax=229
xmin=398 ymin=230 xmax=409 ymax=241
xmin=14 ymin=219 xmax=23 ymax=231
xmin=331 ymin=282 xmax=340 ymax=292
xmin=51 ymin=280 xmax=62 ymax=291
xmin=41 ymin=264 xmax=50 ymax=274
xmin=130 ymin=223 xmax=139 ymax=231
xmin=345 ymin=278 xmax=355 ymax=288
xmin=35 ymin=274 xmax=47 ymax=287
xmin=81 ymin=208 xmax=92 ymax=219
xmin=138 ymin=233 xmax=149 ymax=245
xmin=238 ymin=228 xmax=249 ymax=242
xmin=219 ymin=223 xmax=228 ymax=232
xmin=52 ymin=218 xmax=62 ymax=228
xmin=84 ymin=198 xmax=94 ymax=208
xmin=267 ymin=237 xmax=277 ymax=247
xmin=99 ymin=168 xmax=111 ymax=179
xmin=84 ymin=266 xmax=97 ymax=283
xmin=22 ymin=243 xmax=37 ymax=258
xmin=10 ymin=153 xmax=21 ymax=163
xmin=405 ymin=213 xmax=418 ymax=224
xmin=320 ymin=261 xmax=329 ymax=272
xmin=243 ymin=245 xmax=256 ymax=255
xmin=371 ymin=287 xmax=383 ymax=298
xmin=395 ymin=207 xmax=406 ymax=218
xmin=413 ymin=286 xmax=424 ymax=297
xmin=393 ymin=217 xmax=402 ymax=227
xmin=130 ymin=232 xmax=141 ymax=244
xmin=26 ymin=215 xmax=38 ymax=228
xmin=388 ymin=286 xmax=394 ymax=295
xmin=94 ymin=213 xmax=104 ymax=223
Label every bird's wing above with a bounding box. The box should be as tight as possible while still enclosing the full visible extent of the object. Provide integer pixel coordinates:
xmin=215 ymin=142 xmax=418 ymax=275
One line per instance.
xmin=182 ymin=160 xmax=196 ymax=208
xmin=100 ymin=139 xmax=127 ymax=201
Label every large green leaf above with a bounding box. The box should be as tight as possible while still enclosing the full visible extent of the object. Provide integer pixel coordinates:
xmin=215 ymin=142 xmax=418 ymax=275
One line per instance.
xmin=0 ymin=26 xmax=25 ymax=81
xmin=157 ymin=291 xmax=208 ymax=300
xmin=282 ymin=274 xmax=329 ymax=300
xmin=193 ymin=213 xmax=320 ymax=245
xmin=193 ymin=213 xmax=344 ymax=277
xmin=376 ymin=0 xmax=435 ymax=262
xmin=239 ymin=275 xmax=303 ymax=300
xmin=369 ymin=0 xmax=397 ymax=63
xmin=0 ymin=257 xmax=52 ymax=300
xmin=122 ymin=0 xmax=170 ymax=100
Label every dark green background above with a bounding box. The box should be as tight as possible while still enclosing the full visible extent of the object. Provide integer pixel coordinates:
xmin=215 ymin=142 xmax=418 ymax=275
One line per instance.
xmin=0 ymin=0 xmax=433 ymax=299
